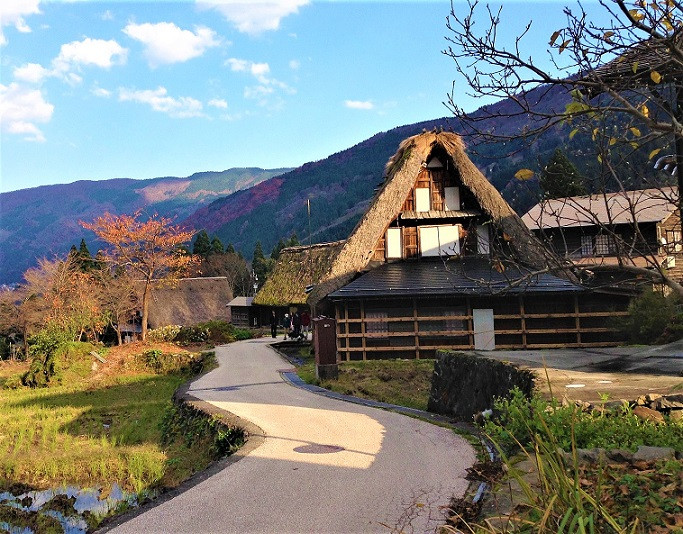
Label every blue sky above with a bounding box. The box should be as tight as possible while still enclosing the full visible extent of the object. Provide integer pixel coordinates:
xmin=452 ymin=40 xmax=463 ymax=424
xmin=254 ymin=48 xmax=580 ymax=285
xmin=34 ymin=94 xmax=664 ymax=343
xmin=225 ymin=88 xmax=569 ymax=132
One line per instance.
xmin=1 ymin=0 xmax=593 ymax=193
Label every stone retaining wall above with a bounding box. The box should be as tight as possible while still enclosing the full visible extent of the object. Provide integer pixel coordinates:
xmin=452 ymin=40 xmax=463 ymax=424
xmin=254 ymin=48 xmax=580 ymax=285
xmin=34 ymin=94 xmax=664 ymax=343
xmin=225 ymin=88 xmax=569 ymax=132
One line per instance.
xmin=428 ymin=350 xmax=535 ymax=420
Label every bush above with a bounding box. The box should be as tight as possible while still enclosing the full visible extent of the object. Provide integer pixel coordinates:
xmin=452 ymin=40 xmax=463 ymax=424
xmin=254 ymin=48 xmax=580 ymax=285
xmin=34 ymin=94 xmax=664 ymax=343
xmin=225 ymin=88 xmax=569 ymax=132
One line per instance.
xmin=22 ymin=328 xmax=71 ymax=387
xmin=484 ymin=388 xmax=683 ymax=453
xmin=174 ymin=320 xmax=254 ymax=345
xmin=137 ymin=349 xmax=197 ymax=374
xmin=147 ymin=325 xmax=182 ymax=343
xmin=615 ymin=289 xmax=681 ymax=344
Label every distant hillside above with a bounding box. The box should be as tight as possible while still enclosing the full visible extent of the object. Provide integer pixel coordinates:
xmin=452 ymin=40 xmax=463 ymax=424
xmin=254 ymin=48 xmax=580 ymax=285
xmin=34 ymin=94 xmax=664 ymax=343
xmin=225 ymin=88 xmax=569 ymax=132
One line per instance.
xmin=0 ymin=168 xmax=289 ymax=283
xmin=185 ymin=83 xmax=665 ymax=259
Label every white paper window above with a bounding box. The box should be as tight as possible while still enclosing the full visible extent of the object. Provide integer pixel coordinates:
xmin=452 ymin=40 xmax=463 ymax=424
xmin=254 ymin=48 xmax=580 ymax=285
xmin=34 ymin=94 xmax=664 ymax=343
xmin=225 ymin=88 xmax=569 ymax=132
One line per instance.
xmin=476 ymin=224 xmax=490 ymax=255
xmin=419 ymin=225 xmax=460 ymax=257
xmin=580 ymin=236 xmax=593 ymax=257
xmin=415 ymin=188 xmax=431 ymax=212
xmin=386 ymin=227 xmax=402 ymax=259
xmin=444 ymin=187 xmax=460 ymax=211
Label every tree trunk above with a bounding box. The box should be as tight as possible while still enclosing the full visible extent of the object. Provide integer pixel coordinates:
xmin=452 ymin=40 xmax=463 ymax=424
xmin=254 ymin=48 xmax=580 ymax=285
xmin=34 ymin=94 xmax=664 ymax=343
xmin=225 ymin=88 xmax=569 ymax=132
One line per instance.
xmin=116 ymin=324 xmax=123 ymax=346
xmin=141 ymin=282 xmax=150 ymax=341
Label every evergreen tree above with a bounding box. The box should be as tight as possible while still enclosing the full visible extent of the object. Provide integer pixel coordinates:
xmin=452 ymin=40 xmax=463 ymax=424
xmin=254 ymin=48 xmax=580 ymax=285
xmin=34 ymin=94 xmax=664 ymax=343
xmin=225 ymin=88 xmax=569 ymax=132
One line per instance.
xmin=72 ymin=239 xmax=95 ymax=271
xmin=225 ymin=243 xmax=236 ymax=254
xmin=210 ymin=236 xmax=225 ymax=255
xmin=252 ymin=241 xmax=268 ymax=289
xmin=271 ymin=238 xmax=286 ymax=261
xmin=193 ymin=230 xmax=212 ymax=257
xmin=286 ymin=233 xmax=300 ymax=247
xmin=539 ymin=149 xmax=587 ymax=199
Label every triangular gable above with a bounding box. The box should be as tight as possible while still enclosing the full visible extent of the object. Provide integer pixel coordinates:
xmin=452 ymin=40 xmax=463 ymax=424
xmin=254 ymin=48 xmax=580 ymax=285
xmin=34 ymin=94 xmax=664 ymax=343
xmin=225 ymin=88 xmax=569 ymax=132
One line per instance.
xmin=309 ymin=131 xmax=568 ymax=306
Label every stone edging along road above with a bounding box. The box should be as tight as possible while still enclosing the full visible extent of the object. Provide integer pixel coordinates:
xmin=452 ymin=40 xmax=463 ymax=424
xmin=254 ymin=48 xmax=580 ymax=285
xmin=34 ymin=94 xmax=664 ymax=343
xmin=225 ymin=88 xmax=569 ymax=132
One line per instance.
xmin=102 ymin=338 xmax=476 ymax=534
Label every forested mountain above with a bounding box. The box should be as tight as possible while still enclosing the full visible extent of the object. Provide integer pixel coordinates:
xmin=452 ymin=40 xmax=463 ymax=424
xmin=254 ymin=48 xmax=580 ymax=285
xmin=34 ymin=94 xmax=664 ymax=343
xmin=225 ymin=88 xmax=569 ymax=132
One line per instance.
xmin=183 ymin=84 xmax=668 ymax=260
xmin=3 ymin=83 xmax=668 ymax=284
xmin=0 ymin=168 xmax=289 ymax=284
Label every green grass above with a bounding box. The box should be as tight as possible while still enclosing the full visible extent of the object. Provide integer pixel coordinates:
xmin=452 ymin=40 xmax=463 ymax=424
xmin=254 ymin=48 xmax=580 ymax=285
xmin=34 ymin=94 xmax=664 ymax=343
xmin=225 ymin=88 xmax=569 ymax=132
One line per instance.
xmin=297 ymin=353 xmax=434 ymax=411
xmin=0 ymin=348 xmax=226 ymax=496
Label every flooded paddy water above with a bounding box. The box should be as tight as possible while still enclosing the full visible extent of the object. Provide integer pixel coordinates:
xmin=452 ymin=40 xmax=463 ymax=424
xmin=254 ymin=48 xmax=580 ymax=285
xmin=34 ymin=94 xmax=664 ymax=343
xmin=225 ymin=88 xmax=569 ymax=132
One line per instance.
xmin=0 ymin=483 xmax=138 ymax=533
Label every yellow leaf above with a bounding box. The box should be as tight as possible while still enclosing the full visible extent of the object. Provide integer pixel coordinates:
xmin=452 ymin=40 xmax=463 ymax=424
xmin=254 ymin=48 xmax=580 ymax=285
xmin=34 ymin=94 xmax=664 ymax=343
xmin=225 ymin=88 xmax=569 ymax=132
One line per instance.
xmin=602 ymin=31 xmax=614 ymax=42
xmin=549 ymin=30 xmax=562 ymax=45
xmin=629 ymin=127 xmax=642 ymax=136
xmin=629 ymin=8 xmax=646 ymax=20
xmin=662 ymin=17 xmax=673 ymax=31
xmin=632 ymin=61 xmax=639 ymax=74
xmin=514 ymin=168 xmax=535 ymax=180
xmin=569 ymin=128 xmax=579 ymax=139
xmin=609 ymin=137 xmax=617 ymax=146
xmin=649 ymin=148 xmax=662 ymax=160
xmin=630 ymin=141 xmax=640 ymax=149
xmin=641 ymin=104 xmax=650 ymax=118
xmin=559 ymin=39 xmax=571 ymax=53
xmin=651 ymin=70 xmax=662 ymax=83
xmin=597 ymin=154 xmax=603 ymax=164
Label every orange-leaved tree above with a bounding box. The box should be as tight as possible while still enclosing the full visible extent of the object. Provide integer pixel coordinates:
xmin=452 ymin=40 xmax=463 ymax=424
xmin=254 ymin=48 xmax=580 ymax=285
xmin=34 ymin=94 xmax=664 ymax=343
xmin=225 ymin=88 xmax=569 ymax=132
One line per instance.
xmin=82 ymin=211 xmax=195 ymax=341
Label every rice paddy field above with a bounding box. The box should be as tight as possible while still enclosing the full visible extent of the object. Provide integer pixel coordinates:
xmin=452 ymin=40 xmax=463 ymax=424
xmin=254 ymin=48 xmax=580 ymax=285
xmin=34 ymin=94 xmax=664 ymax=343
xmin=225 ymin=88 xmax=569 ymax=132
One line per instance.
xmin=0 ymin=342 xmax=217 ymax=496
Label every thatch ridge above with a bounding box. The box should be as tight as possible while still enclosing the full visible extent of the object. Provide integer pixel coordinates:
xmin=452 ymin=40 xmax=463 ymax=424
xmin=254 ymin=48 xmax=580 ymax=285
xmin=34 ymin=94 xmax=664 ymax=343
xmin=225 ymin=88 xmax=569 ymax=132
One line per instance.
xmin=253 ymin=240 xmax=346 ymax=307
xmin=308 ymin=131 xmax=570 ymax=306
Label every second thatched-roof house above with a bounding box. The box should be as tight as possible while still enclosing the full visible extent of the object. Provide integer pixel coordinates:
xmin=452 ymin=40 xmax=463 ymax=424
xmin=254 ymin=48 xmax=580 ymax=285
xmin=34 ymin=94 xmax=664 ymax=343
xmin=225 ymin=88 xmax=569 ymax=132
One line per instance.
xmin=144 ymin=276 xmax=233 ymax=328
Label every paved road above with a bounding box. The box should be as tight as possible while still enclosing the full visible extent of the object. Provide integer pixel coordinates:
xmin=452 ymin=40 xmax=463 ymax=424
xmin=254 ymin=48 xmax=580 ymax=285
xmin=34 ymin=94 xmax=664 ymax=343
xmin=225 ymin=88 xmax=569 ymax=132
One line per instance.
xmin=109 ymin=338 xmax=476 ymax=534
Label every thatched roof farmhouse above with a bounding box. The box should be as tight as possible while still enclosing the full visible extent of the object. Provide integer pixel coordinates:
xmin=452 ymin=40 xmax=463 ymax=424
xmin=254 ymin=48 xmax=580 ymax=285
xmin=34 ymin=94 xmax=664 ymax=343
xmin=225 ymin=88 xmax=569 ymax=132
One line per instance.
xmin=261 ymin=131 xmax=629 ymax=357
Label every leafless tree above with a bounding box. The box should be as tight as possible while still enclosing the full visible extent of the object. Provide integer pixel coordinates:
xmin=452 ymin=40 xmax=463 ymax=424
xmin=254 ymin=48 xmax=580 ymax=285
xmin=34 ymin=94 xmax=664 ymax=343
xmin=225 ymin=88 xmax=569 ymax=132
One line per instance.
xmin=445 ymin=0 xmax=683 ymax=295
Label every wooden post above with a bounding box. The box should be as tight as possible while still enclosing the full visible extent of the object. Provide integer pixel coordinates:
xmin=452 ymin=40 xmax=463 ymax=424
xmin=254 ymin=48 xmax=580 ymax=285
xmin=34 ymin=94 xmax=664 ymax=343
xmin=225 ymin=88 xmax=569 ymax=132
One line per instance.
xmin=413 ymin=298 xmax=420 ymax=359
xmin=574 ymin=294 xmax=581 ymax=346
xmin=466 ymin=296 xmax=474 ymax=348
xmin=520 ymin=296 xmax=527 ymax=348
xmin=360 ymin=299 xmax=367 ymax=361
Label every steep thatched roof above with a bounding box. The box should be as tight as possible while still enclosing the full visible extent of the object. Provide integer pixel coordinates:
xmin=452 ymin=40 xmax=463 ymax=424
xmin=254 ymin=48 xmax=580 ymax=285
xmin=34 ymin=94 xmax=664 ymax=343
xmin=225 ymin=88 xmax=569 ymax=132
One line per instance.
xmin=253 ymin=240 xmax=346 ymax=307
xmin=143 ymin=277 xmax=232 ymax=328
xmin=308 ymin=131 xmax=569 ymax=306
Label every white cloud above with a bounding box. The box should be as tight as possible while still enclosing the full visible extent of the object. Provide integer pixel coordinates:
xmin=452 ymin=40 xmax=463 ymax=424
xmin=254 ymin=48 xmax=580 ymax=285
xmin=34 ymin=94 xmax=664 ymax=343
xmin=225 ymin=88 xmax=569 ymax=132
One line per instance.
xmin=123 ymin=22 xmax=220 ymax=67
xmin=0 ymin=83 xmax=53 ymax=142
xmin=0 ymin=0 xmax=41 ymax=46
xmin=227 ymin=57 xmax=295 ymax=107
xmin=197 ymin=0 xmax=309 ymax=35
xmin=226 ymin=58 xmax=249 ymax=72
xmin=101 ymin=10 xmax=114 ymax=21
xmin=208 ymin=98 xmax=228 ymax=109
xmin=92 ymin=87 xmax=111 ymax=98
xmin=344 ymin=100 xmax=374 ymax=110
xmin=118 ymin=86 xmax=204 ymax=118
xmin=13 ymin=38 xmax=128 ymax=87
xmin=13 ymin=63 xmax=49 ymax=84
xmin=53 ymin=38 xmax=128 ymax=71
xmin=289 ymin=59 xmax=300 ymax=70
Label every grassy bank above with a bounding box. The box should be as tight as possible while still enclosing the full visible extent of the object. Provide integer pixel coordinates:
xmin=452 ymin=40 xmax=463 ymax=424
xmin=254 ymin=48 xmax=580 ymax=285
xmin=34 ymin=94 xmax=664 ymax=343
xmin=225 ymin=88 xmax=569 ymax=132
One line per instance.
xmin=293 ymin=346 xmax=434 ymax=411
xmin=0 ymin=341 xmax=235 ymax=496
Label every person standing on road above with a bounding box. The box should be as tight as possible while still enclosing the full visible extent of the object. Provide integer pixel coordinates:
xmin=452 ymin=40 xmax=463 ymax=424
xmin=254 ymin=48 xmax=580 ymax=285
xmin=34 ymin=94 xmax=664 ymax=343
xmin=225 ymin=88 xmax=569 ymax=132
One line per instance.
xmin=269 ymin=310 xmax=278 ymax=338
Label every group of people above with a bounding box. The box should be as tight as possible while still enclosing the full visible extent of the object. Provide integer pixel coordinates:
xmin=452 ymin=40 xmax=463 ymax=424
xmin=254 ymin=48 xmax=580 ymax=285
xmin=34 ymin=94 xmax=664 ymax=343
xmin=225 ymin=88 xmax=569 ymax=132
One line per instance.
xmin=269 ymin=309 xmax=311 ymax=340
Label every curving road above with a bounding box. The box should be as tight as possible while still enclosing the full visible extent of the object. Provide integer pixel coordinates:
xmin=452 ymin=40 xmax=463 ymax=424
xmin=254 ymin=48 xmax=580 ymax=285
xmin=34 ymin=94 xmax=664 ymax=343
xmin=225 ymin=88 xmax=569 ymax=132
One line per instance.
xmin=108 ymin=338 xmax=476 ymax=534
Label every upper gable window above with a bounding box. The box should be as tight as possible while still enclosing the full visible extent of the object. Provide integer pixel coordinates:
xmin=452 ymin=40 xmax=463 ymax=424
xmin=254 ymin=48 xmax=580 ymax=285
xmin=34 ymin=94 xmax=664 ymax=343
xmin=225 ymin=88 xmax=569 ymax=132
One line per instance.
xmin=415 ymin=188 xmax=431 ymax=212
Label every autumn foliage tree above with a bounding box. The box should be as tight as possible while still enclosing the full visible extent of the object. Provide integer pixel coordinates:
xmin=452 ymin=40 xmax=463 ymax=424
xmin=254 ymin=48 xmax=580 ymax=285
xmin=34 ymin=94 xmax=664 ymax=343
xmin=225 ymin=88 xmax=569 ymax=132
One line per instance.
xmin=82 ymin=211 xmax=195 ymax=341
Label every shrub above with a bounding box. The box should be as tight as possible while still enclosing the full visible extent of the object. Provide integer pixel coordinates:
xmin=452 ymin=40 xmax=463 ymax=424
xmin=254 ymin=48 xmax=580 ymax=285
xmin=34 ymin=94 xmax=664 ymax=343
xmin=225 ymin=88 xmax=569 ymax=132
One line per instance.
xmin=174 ymin=320 xmax=254 ymax=345
xmin=136 ymin=349 xmax=197 ymax=374
xmin=147 ymin=325 xmax=182 ymax=343
xmin=615 ymin=289 xmax=681 ymax=344
xmin=484 ymin=388 xmax=683 ymax=453
xmin=22 ymin=328 xmax=71 ymax=387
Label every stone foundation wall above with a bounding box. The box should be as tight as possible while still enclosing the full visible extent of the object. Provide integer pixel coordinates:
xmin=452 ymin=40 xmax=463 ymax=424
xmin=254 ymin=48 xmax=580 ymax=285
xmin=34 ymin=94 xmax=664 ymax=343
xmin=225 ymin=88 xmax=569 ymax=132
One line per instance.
xmin=428 ymin=350 xmax=535 ymax=420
